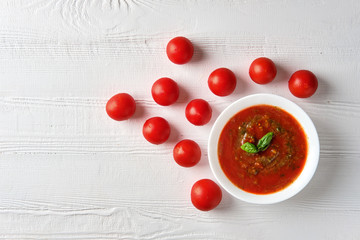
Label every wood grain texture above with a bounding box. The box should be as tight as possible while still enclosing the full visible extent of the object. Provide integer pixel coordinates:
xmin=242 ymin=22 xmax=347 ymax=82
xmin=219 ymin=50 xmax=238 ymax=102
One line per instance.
xmin=0 ymin=0 xmax=360 ymax=239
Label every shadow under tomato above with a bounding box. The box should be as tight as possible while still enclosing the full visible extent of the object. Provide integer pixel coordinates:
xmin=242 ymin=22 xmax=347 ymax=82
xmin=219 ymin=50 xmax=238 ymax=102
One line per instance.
xmin=177 ymin=83 xmax=190 ymax=105
xmin=189 ymin=42 xmax=206 ymax=63
xmin=208 ymin=103 xmax=221 ymax=126
xmin=167 ymin=123 xmax=182 ymax=144
xmin=132 ymin=100 xmax=147 ymax=119
xmin=258 ymin=63 xmax=290 ymax=93
xmin=195 ymin=150 xmax=210 ymax=168
xmin=231 ymin=71 xmax=247 ymax=98
xmin=274 ymin=63 xmax=291 ymax=83
xmin=309 ymin=73 xmax=331 ymax=101
xmin=214 ymin=190 xmax=235 ymax=212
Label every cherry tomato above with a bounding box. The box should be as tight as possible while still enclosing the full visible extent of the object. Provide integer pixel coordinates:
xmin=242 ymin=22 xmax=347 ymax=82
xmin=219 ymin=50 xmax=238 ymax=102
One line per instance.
xmin=191 ymin=179 xmax=222 ymax=211
xmin=151 ymin=77 xmax=179 ymax=106
xmin=208 ymin=68 xmax=237 ymax=96
xmin=166 ymin=36 xmax=194 ymax=64
xmin=185 ymin=99 xmax=212 ymax=126
xmin=142 ymin=117 xmax=171 ymax=145
xmin=106 ymin=93 xmax=136 ymax=121
xmin=288 ymin=70 xmax=318 ymax=98
xmin=249 ymin=57 xmax=277 ymax=84
xmin=173 ymin=139 xmax=201 ymax=167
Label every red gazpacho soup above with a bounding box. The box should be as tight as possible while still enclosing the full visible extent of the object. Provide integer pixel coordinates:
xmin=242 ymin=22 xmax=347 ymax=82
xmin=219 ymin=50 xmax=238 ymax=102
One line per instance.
xmin=218 ymin=105 xmax=307 ymax=194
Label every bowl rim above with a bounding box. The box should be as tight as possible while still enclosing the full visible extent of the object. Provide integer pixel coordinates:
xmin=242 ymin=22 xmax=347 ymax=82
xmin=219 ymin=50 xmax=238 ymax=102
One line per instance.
xmin=208 ymin=93 xmax=320 ymax=204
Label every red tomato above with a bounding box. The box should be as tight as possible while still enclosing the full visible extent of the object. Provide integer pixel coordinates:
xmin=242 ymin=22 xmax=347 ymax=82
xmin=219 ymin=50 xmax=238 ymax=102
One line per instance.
xmin=185 ymin=99 xmax=212 ymax=126
xmin=166 ymin=36 xmax=194 ymax=64
xmin=288 ymin=70 xmax=318 ymax=98
xmin=249 ymin=57 xmax=277 ymax=84
xmin=173 ymin=139 xmax=201 ymax=167
xmin=151 ymin=78 xmax=179 ymax=106
xmin=208 ymin=68 xmax=237 ymax=96
xmin=106 ymin=93 xmax=136 ymax=121
xmin=191 ymin=179 xmax=222 ymax=211
xmin=142 ymin=117 xmax=171 ymax=145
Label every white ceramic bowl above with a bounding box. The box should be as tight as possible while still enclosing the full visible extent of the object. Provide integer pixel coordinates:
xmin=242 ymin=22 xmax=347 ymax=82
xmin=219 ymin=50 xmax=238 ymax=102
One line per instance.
xmin=208 ymin=94 xmax=320 ymax=204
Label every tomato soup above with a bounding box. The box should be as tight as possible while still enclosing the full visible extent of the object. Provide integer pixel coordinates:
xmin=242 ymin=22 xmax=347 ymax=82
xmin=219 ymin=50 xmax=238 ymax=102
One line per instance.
xmin=218 ymin=105 xmax=307 ymax=194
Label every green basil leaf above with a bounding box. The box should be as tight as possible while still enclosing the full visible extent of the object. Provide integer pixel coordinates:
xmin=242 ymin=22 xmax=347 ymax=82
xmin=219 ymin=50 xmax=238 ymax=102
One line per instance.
xmin=257 ymin=132 xmax=274 ymax=152
xmin=240 ymin=142 xmax=259 ymax=153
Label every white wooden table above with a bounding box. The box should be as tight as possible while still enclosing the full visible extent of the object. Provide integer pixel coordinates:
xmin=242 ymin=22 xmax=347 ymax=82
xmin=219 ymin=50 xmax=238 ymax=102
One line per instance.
xmin=1 ymin=0 xmax=359 ymax=239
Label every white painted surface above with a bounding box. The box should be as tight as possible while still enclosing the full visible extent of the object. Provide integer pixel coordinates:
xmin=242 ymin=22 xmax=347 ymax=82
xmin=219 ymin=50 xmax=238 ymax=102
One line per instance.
xmin=0 ymin=0 xmax=359 ymax=239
